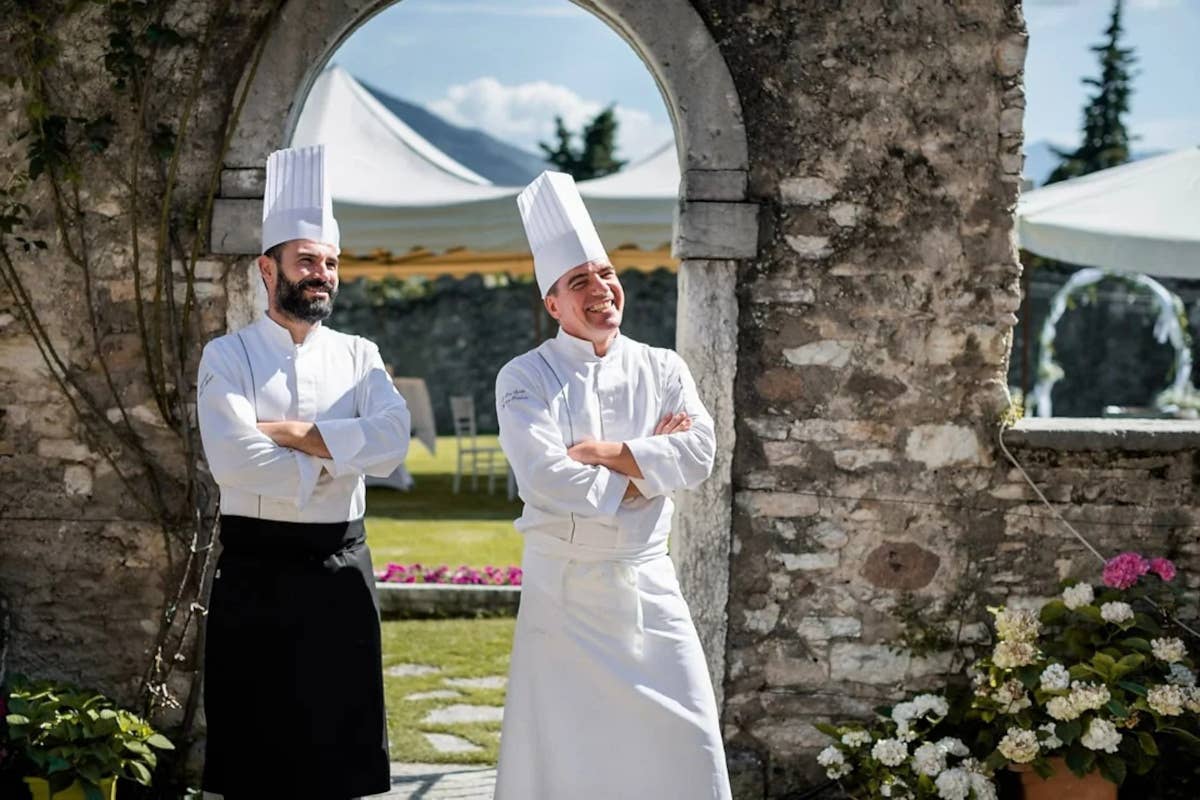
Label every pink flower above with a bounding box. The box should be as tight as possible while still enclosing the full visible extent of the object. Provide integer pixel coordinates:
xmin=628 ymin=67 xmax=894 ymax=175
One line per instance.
xmin=1103 ymin=552 xmax=1150 ymax=590
xmin=1149 ymin=557 xmax=1177 ymax=582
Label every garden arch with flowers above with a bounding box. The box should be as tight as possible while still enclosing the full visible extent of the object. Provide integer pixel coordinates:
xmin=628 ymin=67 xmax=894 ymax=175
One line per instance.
xmin=207 ymin=0 xmax=758 ymax=697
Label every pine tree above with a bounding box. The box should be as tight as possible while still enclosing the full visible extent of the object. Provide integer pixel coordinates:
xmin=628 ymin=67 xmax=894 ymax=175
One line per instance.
xmin=1046 ymin=0 xmax=1137 ymax=184
xmin=539 ymin=105 xmax=626 ymax=180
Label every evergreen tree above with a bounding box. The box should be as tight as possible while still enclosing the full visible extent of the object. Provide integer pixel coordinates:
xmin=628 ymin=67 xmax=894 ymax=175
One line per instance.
xmin=1046 ymin=0 xmax=1137 ymax=184
xmin=539 ymin=105 xmax=626 ymax=180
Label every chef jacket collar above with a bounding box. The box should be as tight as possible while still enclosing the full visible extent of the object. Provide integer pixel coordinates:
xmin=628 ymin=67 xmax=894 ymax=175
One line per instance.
xmin=258 ymin=313 xmax=326 ymax=350
xmin=553 ymin=326 xmax=624 ymax=363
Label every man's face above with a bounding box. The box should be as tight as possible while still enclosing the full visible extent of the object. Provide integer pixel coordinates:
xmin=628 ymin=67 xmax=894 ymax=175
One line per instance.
xmin=544 ymin=260 xmax=624 ymax=342
xmin=260 ymin=239 xmax=340 ymax=323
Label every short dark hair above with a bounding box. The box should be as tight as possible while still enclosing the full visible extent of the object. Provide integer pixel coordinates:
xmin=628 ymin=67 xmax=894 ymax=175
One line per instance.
xmin=263 ymin=243 xmax=286 ymax=263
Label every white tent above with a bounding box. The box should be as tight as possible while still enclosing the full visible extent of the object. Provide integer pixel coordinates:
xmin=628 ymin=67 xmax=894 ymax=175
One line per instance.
xmin=1016 ymin=147 xmax=1200 ymax=279
xmin=292 ymin=66 xmax=678 ymax=254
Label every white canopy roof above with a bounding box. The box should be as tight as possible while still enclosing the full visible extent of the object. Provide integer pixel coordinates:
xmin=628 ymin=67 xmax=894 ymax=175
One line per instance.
xmin=291 ymin=66 xmax=678 ymax=254
xmin=1016 ymin=147 xmax=1200 ymax=279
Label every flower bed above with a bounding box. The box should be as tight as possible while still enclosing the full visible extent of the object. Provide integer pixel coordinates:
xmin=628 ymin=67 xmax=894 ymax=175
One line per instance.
xmin=376 ymin=563 xmax=523 ymax=586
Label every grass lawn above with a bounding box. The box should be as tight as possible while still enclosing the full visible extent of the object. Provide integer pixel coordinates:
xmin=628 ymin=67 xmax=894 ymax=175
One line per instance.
xmin=368 ymin=436 xmax=522 ymax=763
xmin=365 ymin=435 xmax=524 ymax=568
xmin=382 ymin=617 xmax=515 ymax=764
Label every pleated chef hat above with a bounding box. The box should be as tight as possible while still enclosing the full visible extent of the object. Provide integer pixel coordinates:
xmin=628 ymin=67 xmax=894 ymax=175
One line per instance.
xmin=517 ymin=171 xmax=608 ymax=297
xmin=261 ymin=144 xmax=340 ymax=254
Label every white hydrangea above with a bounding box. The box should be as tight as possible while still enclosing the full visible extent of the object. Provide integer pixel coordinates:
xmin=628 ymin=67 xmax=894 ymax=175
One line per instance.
xmin=1081 ymin=718 xmax=1122 ymax=753
xmin=992 ymin=640 xmax=1037 ymax=669
xmin=1039 ymin=663 xmax=1071 ymax=692
xmin=1147 ymin=684 xmax=1187 ymax=716
xmin=913 ymin=741 xmax=947 ymax=777
xmin=892 ymin=694 xmax=949 ymax=737
xmin=1167 ymin=663 xmax=1196 ymax=687
xmin=934 ymin=768 xmax=971 ymax=800
xmin=880 ymin=776 xmax=908 ymax=798
xmin=997 ymin=727 xmax=1039 ymax=763
xmin=817 ymin=745 xmax=851 ymax=779
xmin=1099 ymin=601 xmax=1134 ymax=624
xmin=871 ymin=737 xmax=909 ymax=767
xmin=1062 ymin=583 xmax=1094 ymax=610
xmin=841 ymin=729 xmax=872 ymax=748
xmin=1046 ymin=695 xmax=1080 ymax=721
xmin=994 ymin=608 xmax=1041 ymax=643
xmin=1038 ymin=722 xmax=1063 ymax=750
xmin=1151 ymin=637 xmax=1187 ymax=664
xmin=1068 ymin=681 xmax=1111 ymax=712
xmin=1185 ymin=686 xmax=1200 ymax=713
xmin=994 ymin=679 xmax=1032 ymax=714
xmin=969 ymin=771 xmax=999 ymax=800
xmin=937 ymin=737 xmax=970 ymax=758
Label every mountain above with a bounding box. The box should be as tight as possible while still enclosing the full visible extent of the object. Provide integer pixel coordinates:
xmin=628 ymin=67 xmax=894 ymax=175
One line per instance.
xmin=360 ymin=81 xmax=549 ymax=186
xmin=1024 ymin=138 xmax=1170 ymax=188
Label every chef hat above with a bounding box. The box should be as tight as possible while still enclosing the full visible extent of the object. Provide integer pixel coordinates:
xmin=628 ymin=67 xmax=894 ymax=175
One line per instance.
xmin=261 ymin=144 xmax=340 ymax=254
xmin=517 ymin=171 xmax=608 ymax=297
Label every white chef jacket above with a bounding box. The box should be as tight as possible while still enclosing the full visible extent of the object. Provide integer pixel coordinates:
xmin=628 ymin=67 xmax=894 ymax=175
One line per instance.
xmin=495 ymin=327 xmax=716 ymax=555
xmin=197 ymin=315 xmax=410 ymax=523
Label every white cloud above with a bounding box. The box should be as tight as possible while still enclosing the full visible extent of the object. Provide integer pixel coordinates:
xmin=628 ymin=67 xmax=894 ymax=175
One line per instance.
xmin=427 ymin=77 xmax=673 ymax=162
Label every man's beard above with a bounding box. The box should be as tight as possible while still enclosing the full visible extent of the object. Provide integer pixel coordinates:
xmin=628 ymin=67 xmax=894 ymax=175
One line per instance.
xmin=275 ymin=271 xmax=336 ymax=323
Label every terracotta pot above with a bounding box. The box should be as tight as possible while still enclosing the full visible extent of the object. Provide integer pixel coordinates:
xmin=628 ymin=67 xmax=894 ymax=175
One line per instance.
xmin=1014 ymin=758 xmax=1117 ymax=800
xmin=23 ymin=776 xmax=117 ymax=800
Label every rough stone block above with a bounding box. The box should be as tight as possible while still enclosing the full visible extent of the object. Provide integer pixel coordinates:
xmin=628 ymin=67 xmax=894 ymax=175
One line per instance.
xmin=219 ymin=167 xmax=265 ymax=198
xmin=736 ymin=491 xmax=820 ymax=519
xmin=783 ymin=340 xmax=854 ymax=368
xmin=829 ymin=643 xmax=909 ymax=684
xmin=779 ymin=177 xmax=836 ymax=205
xmin=210 ymin=199 xmax=262 ymax=255
xmin=683 ymin=169 xmax=747 ymax=201
xmin=784 ymin=234 xmax=832 ymax=259
xmin=905 ymin=424 xmax=984 ymax=468
xmin=674 ymin=201 xmax=759 ymax=259
xmin=779 ymin=552 xmax=839 ymax=571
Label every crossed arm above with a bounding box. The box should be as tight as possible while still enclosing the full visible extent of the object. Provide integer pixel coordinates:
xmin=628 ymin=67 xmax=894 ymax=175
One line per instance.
xmin=257 ymin=421 xmax=333 ymax=458
xmin=566 ymin=412 xmax=693 ymax=499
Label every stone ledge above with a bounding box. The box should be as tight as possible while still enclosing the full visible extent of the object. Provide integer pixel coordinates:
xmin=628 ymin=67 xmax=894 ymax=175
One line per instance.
xmin=1004 ymin=418 xmax=1200 ymax=452
xmin=376 ymin=582 xmax=520 ymax=619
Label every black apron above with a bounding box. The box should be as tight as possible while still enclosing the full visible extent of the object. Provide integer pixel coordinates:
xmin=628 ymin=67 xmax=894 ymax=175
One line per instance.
xmin=202 ymin=515 xmax=390 ymax=799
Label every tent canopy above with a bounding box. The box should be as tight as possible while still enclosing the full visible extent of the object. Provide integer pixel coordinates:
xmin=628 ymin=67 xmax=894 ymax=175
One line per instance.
xmin=1016 ymin=147 xmax=1200 ymax=279
xmin=292 ymin=66 xmax=678 ymax=255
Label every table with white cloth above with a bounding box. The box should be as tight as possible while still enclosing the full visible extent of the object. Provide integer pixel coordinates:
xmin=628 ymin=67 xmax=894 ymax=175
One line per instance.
xmin=366 ymin=376 xmax=437 ymax=491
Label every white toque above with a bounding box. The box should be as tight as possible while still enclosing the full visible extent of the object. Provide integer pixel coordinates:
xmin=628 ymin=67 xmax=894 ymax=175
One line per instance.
xmin=517 ymin=171 xmax=608 ymax=297
xmin=261 ymin=144 xmax=340 ymax=254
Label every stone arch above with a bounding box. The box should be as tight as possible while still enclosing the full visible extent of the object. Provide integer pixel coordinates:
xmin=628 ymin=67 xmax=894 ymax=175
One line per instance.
xmin=209 ymin=0 xmax=757 ymax=698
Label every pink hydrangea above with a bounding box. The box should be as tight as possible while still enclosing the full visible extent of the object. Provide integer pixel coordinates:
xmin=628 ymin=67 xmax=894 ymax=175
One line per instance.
xmin=1149 ymin=557 xmax=1177 ymax=582
xmin=375 ymin=562 xmax=523 ymax=586
xmin=1103 ymin=552 xmax=1150 ymax=590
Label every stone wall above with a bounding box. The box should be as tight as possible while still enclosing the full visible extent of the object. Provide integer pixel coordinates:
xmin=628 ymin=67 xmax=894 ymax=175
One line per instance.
xmin=690 ymin=2 xmax=1200 ymax=796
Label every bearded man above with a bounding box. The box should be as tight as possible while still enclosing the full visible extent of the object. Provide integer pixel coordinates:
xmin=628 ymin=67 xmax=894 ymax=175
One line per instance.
xmin=196 ymin=144 xmax=409 ymax=799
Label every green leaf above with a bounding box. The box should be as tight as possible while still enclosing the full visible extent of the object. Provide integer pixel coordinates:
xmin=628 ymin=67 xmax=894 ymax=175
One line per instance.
xmin=1076 ymin=605 xmax=1104 ymax=624
xmin=127 ymin=760 xmax=152 ymax=785
xmin=1112 ymin=653 xmax=1145 ymax=680
xmin=1136 ymin=731 xmax=1159 ymax=756
xmin=1040 ymin=600 xmax=1068 ymax=623
xmin=814 ymin=722 xmax=840 ymax=737
xmin=1098 ymin=754 xmax=1126 ymax=785
xmin=1161 ymin=726 xmax=1200 ymax=749
xmin=1106 ymin=699 xmax=1129 ymax=718
xmin=145 ymin=733 xmax=174 ymax=750
xmin=1118 ymin=680 xmax=1148 ymax=697
xmin=1057 ymin=719 xmax=1082 ymax=745
xmin=1033 ymin=759 xmax=1055 ymax=779
xmin=123 ymin=740 xmax=151 ymax=755
xmin=1064 ymin=744 xmax=1090 ymax=775
xmin=6 ymin=713 xmax=30 ymax=725
xmin=1119 ymin=637 xmax=1151 ymax=653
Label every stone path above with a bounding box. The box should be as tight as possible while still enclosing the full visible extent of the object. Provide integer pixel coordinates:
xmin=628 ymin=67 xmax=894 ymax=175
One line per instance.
xmin=380 ymin=762 xmax=497 ymax=799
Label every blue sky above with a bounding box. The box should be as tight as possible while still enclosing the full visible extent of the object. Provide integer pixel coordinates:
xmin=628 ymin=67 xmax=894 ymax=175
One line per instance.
xmin=328 ymin=0 xmax=1200 ymax=160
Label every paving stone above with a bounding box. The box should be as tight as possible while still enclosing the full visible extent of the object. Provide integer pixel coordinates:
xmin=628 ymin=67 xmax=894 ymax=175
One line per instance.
xmin=380 ymin=763 xmax=496 ymax=800
xmin=423 ymin=733 xmax=482 ymax=754
xmin=405 ymin=689 xmax=462 ymax=701
xmin=386 ymin=663 xmax=442 ymax=677
xmin=443 ymin=676 xmax=507 ymax=691
xmin=421 ymin=704 xmax=505 ymax=725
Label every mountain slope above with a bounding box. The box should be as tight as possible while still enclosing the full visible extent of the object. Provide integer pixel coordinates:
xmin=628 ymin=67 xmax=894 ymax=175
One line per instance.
xmin=361 ymin=81 xmax=549 ymax=186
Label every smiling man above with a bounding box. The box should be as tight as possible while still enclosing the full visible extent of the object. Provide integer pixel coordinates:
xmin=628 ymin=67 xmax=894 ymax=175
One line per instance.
xmin=196 ymin=145 xmax=409 ymax=799
xmin=493 ymin=171 xmax=731 ymax=799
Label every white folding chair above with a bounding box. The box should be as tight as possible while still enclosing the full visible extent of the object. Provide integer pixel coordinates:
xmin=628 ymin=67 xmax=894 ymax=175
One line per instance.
xmin=449 ymin=395 xmax=507 ymax=494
